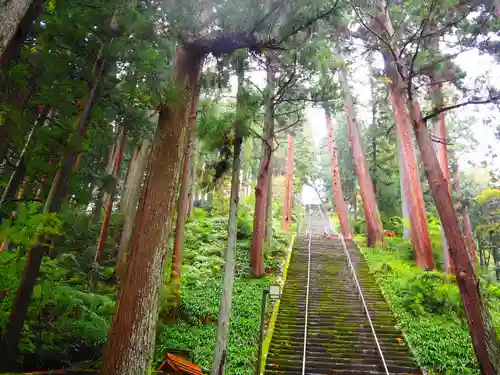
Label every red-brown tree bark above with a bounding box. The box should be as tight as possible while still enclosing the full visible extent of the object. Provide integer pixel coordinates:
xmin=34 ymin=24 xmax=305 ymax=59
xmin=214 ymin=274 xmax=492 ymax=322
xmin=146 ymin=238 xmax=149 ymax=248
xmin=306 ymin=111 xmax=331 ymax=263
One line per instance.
xmin=99 ymin=46 xmax=203 ymax=375
xmin=282 ymin=133 xmax=294 ymax=231
xmin=187 ymin=139 xmax=199 ymax=217
xmin=116 ymin=138 xmax=150 ymax=278
xmin=251 ymin=144 xmax=271 ymax=277
xmin=396 ymin=135 xmax=411 ymax=239
xmin=251 ymin=54 xmax=274 ymax=277
xmin=95 ymin=126 xmax=126 ymax=263
xmin=429 ymin=69 xmax=454 ymax=273
xmin=265 ymin=155 xmax=273 ymax=248
xmin=171 ymin=134 xmax=193 ymax=316
xmin=334 ymin=45 xmax=384 ymax=246
xmin=323 ymin=104 xmax=352 ymax=240
xmin=389 ymin=91 xmax=435 ymax=269
xmin=170 ymin=96 xmax=199 ymax=318
xmin=374 ymin=8 xmax=434 ymax=268
xmin=454 ymin=164 xmax=477 ymax=264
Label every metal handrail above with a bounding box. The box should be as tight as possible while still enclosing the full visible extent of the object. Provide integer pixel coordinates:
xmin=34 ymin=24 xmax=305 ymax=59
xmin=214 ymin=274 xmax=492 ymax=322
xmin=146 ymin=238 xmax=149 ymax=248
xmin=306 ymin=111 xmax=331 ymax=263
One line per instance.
xmin=316 ymin=204 xmax=330 ymax=235
xmin=336 ymin=224 xmax=390 ymax=374
xmin=301 ymin=205 xmax=312 ymax=375
xmin=318 ymin=204 xmax=389 ymax=374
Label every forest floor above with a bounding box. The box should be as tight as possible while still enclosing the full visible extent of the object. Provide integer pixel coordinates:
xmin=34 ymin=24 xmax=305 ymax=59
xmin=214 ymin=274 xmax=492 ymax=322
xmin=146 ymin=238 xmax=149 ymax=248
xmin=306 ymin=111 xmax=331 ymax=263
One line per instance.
xmin=359 ymin=236 xmax=500 ymax=375
xmin=0 ymin=203 xmax=290 ymax=375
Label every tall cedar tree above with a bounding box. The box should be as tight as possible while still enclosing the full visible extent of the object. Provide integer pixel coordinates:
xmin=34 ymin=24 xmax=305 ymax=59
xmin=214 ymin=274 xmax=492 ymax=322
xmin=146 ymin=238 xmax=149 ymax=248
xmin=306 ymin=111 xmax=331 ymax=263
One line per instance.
xmin=374 ymin=2 xmax=500 ymax=372
xmin=251 ymin=53 xmax=274 ymax=277
xmin=373 ymin=12 xmax=435 ymax=269
xmin=323 ymin=103 xmax=352 ymax=239
xmin=117 ymin=138 xmax=151 ymax=278
xmin=427 ymin=36 xmax=453 ymax=272
xmin=454 ymin=165 xmax=477 ymax=263
xmin=211 ymin=55 xmax=245 ymax=375
xmin=171 ymin=113 xmax=199 ymax=318
xmin=96 ymin=126 xmax=127 ymax=262
xmin=333 ymin=44 xmax=384 ymax=246
xmin=100 ymin=46 xmax=203 ymax=375
xmin=282 ymin=133 xmax=294 ymax=231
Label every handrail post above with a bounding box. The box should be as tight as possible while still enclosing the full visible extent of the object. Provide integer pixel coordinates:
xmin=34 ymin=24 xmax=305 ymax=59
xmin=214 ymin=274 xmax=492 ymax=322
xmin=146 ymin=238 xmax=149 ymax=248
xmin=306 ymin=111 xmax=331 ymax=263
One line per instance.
xmin=256 ymin=289 xmax=269 ymax=375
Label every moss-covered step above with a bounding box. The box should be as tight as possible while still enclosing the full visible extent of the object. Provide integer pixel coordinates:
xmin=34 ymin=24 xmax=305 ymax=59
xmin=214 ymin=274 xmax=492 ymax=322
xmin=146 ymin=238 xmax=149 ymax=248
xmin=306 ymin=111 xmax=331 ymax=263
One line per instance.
xmin=264 ymin=213 xmax=419 ymax=375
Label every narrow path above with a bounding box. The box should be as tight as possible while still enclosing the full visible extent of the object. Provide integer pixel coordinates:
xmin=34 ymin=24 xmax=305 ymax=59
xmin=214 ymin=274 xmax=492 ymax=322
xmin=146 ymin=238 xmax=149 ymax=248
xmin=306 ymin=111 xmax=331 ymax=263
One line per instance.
xmin=264 ymin=207 xmax=419 ymax=374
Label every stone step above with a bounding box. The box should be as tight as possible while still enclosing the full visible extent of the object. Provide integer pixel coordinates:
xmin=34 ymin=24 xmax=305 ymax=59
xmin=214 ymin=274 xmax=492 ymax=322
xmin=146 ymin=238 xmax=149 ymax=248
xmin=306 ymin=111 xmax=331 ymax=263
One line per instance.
xmin=270 ymin=333 xmax=409 ymax=349
xmin=269 ymin=341 xmax=412 ymax=356
xmin=264 ymin=224 xmax=418 ymax=375
xmin=265 ymin=368 xmax=419 ymax=375
xmin=272 ymin=324 xmax=401 ymax=336
xmin=267 ymin=352 xmax=414 ymax=366
xmin=265 ymin=360 xmax=418 ymax=374
xmin=267 ymin=349 xmax=415 ymax=364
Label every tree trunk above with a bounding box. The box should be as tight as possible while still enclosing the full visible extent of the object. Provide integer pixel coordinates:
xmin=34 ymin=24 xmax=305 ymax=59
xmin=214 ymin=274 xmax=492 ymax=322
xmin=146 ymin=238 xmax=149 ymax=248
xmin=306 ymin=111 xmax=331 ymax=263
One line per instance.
xmin=462 ymin=206 xmax=477 ymax=263
xmin=0 ymin=158 xmax=26 ymax=209
xmin=187 ymin=139 xmax=199 ymax=217
xmin=323 ymin=104 xmax=352 ymax=240
xmin=99 ymin=46 xmax=203 ymax=375
xmin=454 ymin=165 xmax=477 ymax=264
xmin=171 ymin=110 xmax=199 ymax=319
xmin=375 ymin=3 xmax=500 ymax=368
xmin=397 ymin=135 xmax=411 ymax=240
xmin=376 ymin=2 xmax=435 ymax=271
xmin=0 ymin=123 xmax=10 ymax=168
xmin=389 ymin=93 xmax=435 ymax=269
xmin=478 ymin=237 xmax=485 ymax=267
xmin=0 ymin=0 xmax=44 ymax=69
xmin=96 ymin=126 xmax=126 ymax=263
xmin=211 ymin=56 xmax=244 ymax=375
xmin=493 ymin=238 xmax=500 ymax=281
xmin=352 ymin=188 xmax=358 ymax=224
xmin=116 ymin=138 xmax=150 ymax=278
xmin=250 ymin=54 xmax=274 ymax=277
xmin=368 ymin=54 xmax=378 ymax=196
xmin=265 ymin=155 xmax=273 ymax=250
xmin=0 ymin=44 xmax=107 ymax=369
xmin=239 ymin=142 xmax=245 ymax=199
xmin=0 ymin=106 xmax=48 ymax=208
xmin=0 ymin=175 xmax=28 ymax=252
xmin=409 ymin=99 xmax=500 ymax=375
xmin=211 ymin=133 xmax=243 ymax=375
xmin=282 ymin=133 xmax=294 ymax=231
xmin=251 ymin=142 xmax=271 ymax=277
xmin=93 ymin=187 xmax=105 ymax=222
xmin=430 ymin=75 xmax=453 ymax=273
xmin=374 ymin=4 xmax=435 ymax=269
xmin=334 ymin=45 xmax=383 ymax=246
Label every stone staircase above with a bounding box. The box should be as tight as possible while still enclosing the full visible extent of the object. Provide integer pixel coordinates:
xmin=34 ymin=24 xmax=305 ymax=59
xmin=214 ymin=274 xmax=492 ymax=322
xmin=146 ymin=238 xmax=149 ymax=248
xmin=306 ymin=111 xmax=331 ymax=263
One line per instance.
xmin=264 ymin=213 xmax=419 ymax=375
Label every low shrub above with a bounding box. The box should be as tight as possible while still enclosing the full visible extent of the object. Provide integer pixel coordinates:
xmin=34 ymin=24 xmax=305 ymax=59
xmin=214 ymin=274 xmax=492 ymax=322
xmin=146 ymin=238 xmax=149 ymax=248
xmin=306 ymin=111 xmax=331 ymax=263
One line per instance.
xmin=360 ymin=243 xmax=500 ymax=375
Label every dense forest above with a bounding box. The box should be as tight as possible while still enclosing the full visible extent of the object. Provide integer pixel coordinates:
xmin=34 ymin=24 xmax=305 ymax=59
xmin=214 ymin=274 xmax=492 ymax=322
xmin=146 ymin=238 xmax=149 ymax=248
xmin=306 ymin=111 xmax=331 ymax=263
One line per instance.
xmin=0 ymin=0 xmax=499 ymax=374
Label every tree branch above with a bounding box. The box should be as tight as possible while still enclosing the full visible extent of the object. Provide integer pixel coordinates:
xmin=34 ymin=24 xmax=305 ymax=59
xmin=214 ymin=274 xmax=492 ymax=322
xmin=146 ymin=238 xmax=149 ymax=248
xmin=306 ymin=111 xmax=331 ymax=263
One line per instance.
xmin=351 ymin=5 xmax=405 ymax=81
xmin=248 ymin=0 xmax=283 ymax=36
xmin=422 ymin=95 xmax=500 ymax=121
xmin=407 ymin=0 xmax=437 ymax=99
xmin=273 ymin=117 xmax=302 ymax=136
xmin=273 ymin=2 xmax=340 ymax=46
